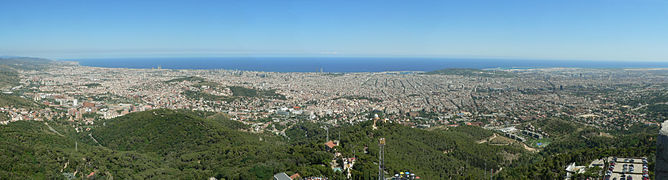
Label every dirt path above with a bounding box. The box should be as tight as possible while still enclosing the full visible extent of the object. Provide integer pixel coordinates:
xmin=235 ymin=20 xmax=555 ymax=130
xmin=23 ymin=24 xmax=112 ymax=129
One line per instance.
xmin=522 ymin=143 xmax=538 ymax=152
xmin=88 ymin=133 xmax=101 ymax=146
xmin=477 ymin=133 xmax=498 ymax=144
xmin=479 ymin=132 xmax=538 ymax=152
xmin=44 ymin=122 xmax=64 ymax=137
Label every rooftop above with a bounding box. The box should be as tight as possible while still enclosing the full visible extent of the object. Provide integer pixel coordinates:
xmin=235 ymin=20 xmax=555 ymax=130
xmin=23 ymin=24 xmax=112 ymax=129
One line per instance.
xmin=325 ymin=141 xmax=337 ymax=149
xmin=273 ymin=172 xmax=291 ymax=180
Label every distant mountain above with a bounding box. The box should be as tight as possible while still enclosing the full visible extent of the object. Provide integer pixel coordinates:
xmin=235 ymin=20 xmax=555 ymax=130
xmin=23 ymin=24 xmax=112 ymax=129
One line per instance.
xmin=0 ymin=57 xmax=55 ymax=71
xmin=0 ymin=57 xmax=57 ymax=115
xmin=0 ymin=93 xmax=38 ymax=108
xmin=0 ymin=57 xmax=59 ymax=89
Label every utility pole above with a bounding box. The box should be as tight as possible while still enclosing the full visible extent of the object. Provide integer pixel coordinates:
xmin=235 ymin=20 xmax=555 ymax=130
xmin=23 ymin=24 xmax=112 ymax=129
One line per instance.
xmin=324 ymin=126 xmax=329 ymax=142
xmin=490 ymin=168 xmax=493 ymax=180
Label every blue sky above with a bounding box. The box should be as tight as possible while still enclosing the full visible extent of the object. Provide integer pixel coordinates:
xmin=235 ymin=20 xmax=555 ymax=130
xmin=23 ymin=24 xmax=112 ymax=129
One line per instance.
xmin=1 ymin=0 xmax=667 ymax=61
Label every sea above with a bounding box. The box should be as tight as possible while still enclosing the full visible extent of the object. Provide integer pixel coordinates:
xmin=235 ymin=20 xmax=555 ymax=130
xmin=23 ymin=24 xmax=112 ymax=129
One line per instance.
xmin=70 ymin=57 xmax=668 ymax=72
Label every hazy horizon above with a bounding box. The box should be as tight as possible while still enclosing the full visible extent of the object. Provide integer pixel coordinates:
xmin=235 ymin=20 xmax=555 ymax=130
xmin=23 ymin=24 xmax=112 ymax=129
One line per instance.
xmin=2 ymin=0 xmax=668 ymax=62
xmin=2 ymin=55 xmax=668 ymax=64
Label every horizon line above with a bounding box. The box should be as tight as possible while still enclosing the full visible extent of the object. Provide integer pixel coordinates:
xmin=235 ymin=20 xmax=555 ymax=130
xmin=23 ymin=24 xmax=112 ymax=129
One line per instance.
xmin=62 ymin=56 xmax=668 ymax=64
xmin=3 ymin=54 xmax=668 ymax=64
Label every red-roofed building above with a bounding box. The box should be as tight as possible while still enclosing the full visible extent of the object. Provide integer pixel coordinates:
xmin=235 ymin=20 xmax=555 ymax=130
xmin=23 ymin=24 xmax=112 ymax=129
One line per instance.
xmin=82 ymin=102 xmax=96 ymax=112
xmin=83 ymin=102 xmax=95 ymax=108
xmin=87 ymin=171 xmax=95 ymax=179
xmin=290 ymin=173 xmax=300 ymax=180
xmin=325 ymin=140 xmax=337 ymax=150
xmin=466 ymin=122 xmax=483 ymax=126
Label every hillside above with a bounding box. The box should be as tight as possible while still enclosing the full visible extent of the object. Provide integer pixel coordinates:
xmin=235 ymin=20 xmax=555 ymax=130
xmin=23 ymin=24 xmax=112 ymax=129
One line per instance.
xmin=0 ymin=57 xmax=55 ymax=71
xmin=0 ymin=108 xmax=344 ymax=179
xmin=497 ymin=117 xmax=658 ymax=179
xmin=286 ymin=121 xmax=526 ymax=179
xmin=1 ymin=110 xmax=294 ymax=179
xmin=0 ymin=121 xmax=174 ymax=179
xmin=0 ymin=94 xmax=40 ymax=121
xmin=0 ymin=94 xmax=38 ymax=108
xmin=91 ymin=109 xmax=239 ymax=153
xmin=0 ymin=67 xmax=18 ymax=89
xmin=0 ymin=108 xmax=530 ymax=179
xmin=0 ymin=57 xmax=57 ymax=89
xmin=1 ymin=106 xmax=659 ymax=179
xmin=91 ymin=109 xmax=530 ymax=179
xmin=169 ymin=75 xmax=287 ymax=102
xmin=88 ymin=109 xmax=311 ymax=179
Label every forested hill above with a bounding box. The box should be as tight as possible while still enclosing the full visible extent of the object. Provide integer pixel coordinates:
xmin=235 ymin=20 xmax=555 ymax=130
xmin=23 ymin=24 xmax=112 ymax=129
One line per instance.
xmin=286 ymin=121 xmax=527 ymax=179
xmin=2 ymin=109 xmax=329 ymax=179
xmin=0 ymin=120 xmax=177 ymax=179
xmin=87 ymin=109 xmax=306 ymax=179
xmin=89 ymin=109 xmax=527 ymax=179
xmin=90 ymin=109 xmax=247 ymax=153
xmin=1 ymin=108 xmax=529 ymax=179
xmin=496 ymin=118 xmax=658 ymax=179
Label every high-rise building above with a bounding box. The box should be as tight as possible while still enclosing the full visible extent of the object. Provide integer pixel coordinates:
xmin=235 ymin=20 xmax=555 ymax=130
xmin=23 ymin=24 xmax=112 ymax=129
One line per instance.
xmin=656 ymin=120 xmax=668 ymax=179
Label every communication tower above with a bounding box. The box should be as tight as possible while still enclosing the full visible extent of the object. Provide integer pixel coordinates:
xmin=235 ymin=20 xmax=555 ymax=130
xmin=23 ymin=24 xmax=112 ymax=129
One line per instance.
xmin=379 ymin=138 xmax=385 ymax=180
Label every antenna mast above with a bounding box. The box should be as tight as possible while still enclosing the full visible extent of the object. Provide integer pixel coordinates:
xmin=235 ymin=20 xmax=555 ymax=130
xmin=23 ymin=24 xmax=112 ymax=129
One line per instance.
xmin=378 ymin=138 xmax=385 ymax=180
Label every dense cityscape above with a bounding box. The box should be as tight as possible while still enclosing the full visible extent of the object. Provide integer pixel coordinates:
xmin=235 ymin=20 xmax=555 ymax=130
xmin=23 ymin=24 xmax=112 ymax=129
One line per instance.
xmin=0 ymin=58 xmax=666 ymax=179
xmin=2 ymin=0 xmax=668 ymax=179
xmin=6 ymin=61 xmax=666 ymax=132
